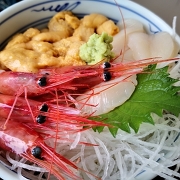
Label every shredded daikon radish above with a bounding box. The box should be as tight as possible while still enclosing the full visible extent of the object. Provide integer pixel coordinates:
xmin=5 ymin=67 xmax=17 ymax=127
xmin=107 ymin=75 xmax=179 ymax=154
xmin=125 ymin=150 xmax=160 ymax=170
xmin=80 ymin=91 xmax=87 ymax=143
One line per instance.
xmin=1 ymin=113 xmax=180 ymax=180
xmin=6 ymin=152 xmax=47 ymax=172
xmin=17 ymin=167 xmax=28 ymax=180
xmin=172 ymin=16 xmax=177 ymax=38
xmin=70 ymin=132 xmax=81 ymax=150
xmin=171 ymin=16 xmax=180 ymax=49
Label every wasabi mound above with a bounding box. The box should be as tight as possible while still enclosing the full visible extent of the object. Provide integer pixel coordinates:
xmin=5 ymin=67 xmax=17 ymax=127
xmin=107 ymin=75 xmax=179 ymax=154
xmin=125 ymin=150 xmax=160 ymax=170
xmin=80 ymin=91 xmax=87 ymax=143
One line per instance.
xmin=79 ymin=32 xmax=115 ymax=65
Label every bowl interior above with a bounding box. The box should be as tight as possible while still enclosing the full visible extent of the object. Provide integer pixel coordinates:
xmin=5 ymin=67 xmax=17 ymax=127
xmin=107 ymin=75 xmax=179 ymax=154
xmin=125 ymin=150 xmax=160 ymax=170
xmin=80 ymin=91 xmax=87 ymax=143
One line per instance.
xmin=0 ymin=0 xmax=179 ymax=180
xmin=1 ymin=0 xmax=179 ymax=50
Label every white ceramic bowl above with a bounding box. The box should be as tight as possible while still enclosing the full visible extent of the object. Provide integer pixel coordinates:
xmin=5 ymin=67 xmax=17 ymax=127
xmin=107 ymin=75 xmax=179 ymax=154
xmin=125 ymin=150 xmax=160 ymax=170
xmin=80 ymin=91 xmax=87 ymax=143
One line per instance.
xmin=0 ymin=0 xmax=180 ymax=180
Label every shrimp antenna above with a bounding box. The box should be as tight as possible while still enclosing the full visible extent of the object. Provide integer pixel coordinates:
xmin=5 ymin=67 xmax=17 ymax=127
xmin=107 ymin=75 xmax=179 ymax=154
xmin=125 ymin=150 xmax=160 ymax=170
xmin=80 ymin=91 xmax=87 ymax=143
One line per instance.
xmin=47 ymin=89 xmax=60 ymax=180
xmin=113 ymin=0 xmax=127 ymax=62
xmin=3 ymin=86 xmax=35 ymax=129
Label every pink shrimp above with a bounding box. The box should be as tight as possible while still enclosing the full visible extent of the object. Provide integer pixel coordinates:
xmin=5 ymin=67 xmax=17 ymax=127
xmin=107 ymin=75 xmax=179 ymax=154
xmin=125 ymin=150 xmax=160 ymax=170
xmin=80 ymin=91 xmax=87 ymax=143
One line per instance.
xmin=0 ymin=120 xmax=100 ymax=180
xmin=0 ymin=94 xmax=109 ymax=130
xmin=0 ymin=57 xmax=179 ymax=98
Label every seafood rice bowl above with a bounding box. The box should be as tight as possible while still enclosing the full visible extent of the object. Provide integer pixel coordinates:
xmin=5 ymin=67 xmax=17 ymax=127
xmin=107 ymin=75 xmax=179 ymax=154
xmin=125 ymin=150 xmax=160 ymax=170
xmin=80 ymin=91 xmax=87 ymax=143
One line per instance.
xmin=0 ymin=0 xmax=180 ymax=180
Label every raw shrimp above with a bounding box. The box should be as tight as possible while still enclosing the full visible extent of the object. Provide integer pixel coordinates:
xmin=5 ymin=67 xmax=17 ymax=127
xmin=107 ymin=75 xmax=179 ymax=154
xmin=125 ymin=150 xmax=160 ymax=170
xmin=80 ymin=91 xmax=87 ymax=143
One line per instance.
xmin=0 ymin=120 xmax=82 ymax=180
xmin=0 ymin=57 xmax=179 ymax=98
xmin=0 ymin=94 xmax=109 ymax=130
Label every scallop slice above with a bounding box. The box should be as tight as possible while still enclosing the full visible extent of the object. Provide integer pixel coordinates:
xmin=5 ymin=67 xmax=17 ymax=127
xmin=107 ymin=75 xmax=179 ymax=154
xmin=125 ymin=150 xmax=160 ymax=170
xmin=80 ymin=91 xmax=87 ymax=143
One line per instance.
xmin=117 ymin=19 xmax=145 ymax=31
xmin=112 ymin=19 xmax=145 ymax=57
xmin=128 ymin=32 xmax=150 ymax=60
xmin=150 ymin=32 xmax=178 ymax=59
xmin=76 ymin=75 xmax=137 ymax=116
xmin=150 ymin=32 xmax=179 ymax=68
xmin=114 ymin=48 xmax=134 ymax=63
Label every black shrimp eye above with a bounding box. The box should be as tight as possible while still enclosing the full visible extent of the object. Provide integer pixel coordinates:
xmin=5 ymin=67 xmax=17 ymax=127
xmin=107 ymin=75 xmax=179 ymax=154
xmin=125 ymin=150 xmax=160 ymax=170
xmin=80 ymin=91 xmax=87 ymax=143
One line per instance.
xmin=103 ymin=71 xmax=111 ymax=81
xmin=103 ymin=62 xmax=111 ymax=69
xmin=40 ymin=104 xmax=48 ymax=112
xmin=32 ymin=146 xmax=42 ymax=159
xmin=36 ymin=115 xmax=46 ymax=124
xmin=38 ymin=76 xmax=47 ymax=87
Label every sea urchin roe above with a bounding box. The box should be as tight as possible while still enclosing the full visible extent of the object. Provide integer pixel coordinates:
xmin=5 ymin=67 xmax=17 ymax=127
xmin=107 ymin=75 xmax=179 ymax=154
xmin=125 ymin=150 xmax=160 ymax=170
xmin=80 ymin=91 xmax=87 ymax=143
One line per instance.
xmin=82 ymin=13 xmax=119 ymax=36
xmin=0 ymin=11 xmax=119 ymax=73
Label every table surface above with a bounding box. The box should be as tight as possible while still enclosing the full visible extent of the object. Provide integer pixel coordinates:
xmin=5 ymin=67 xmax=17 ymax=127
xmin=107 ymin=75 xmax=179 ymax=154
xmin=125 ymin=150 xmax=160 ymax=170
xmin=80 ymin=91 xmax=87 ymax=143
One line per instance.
xmin=133 ymin=0 xmax=180 ymax=35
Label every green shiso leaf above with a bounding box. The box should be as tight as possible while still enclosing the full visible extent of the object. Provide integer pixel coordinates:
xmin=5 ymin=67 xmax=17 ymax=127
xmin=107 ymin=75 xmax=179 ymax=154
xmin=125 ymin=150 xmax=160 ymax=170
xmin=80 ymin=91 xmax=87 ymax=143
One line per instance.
xmin=92 ymin=65 xmax=180 ymax=137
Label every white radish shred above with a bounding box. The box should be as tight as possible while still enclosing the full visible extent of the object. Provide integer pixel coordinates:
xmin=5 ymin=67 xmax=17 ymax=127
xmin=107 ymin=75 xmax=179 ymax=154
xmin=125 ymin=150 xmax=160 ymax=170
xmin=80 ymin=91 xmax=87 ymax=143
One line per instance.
xmin=17 ymin=167 xmax=29 ymax=180
xmin=2 ymin=113 xmax=180 ymax=180
xmin=172 ymin=16 xmax=177 ymax=37
xmin=70 ymin=132 xmax=81 ymax=150
xmin=6 ymin=152 xmax=47 ymax=172
xmin=75 ymin=114 xmax=180 ymax=180
xmin=172 ymin=16 xmax=180 ymax=48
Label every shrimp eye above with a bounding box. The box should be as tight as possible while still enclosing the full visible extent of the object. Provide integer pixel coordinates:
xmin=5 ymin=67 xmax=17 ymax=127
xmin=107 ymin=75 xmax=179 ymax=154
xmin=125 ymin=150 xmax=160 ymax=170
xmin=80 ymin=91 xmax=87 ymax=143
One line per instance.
xmin=36 ymin=115 xmax=46 ymax=124
xmin=103 ymin=71 xmax=111 ymax=81
xmin=38 ymin=76 xmax=47 ymax=87
xmin=40 ymin=104 xmax=48 ymax=112
xmin=103 ymin=62 xmax=111 ymax=69
xmin=32 ymin=146 xmax=42 ymax=159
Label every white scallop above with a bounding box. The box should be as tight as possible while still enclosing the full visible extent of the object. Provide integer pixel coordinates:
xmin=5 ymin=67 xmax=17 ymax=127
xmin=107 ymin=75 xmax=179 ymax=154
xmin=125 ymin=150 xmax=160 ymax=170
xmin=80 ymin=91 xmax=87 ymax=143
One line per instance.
xmin=76 ymin=75 xmax=137 ymax=116
xmin=128 ymin=32 xmax=150 ymax=60
xmin=150 ymin=32 xmax=179 ymax=69
xmin=112 ymin=19 xmax=145 ymax=57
